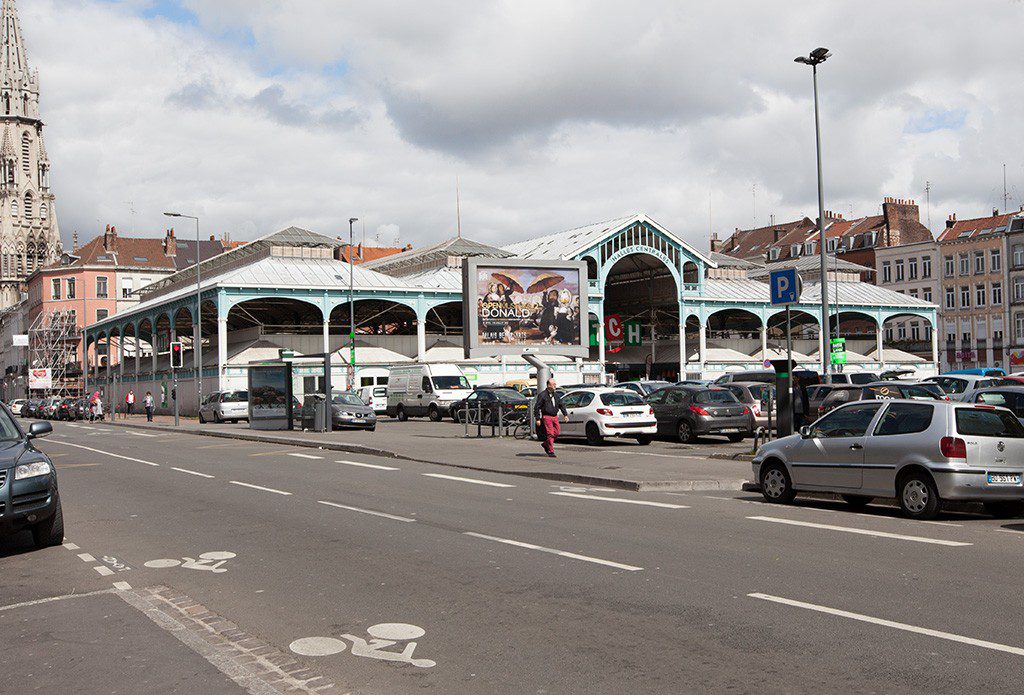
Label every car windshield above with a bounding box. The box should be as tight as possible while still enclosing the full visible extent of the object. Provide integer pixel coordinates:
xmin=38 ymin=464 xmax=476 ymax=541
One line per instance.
xmin=491 ymin=389 xmax=527 ymax=402
xmin=956 ymin=408 xmax=1024 ymax=438
xmin=222 ymin=391 xmax=248 ymax=403
xmin=695 ymin=389 xmax=739 ymax=404
xmin=332 ymin=393 xmax=365 ymax=406
xmin=432 ymin=375 xmax=470 ymax=390
xmin=600 ymin=392 xmax=645 ymax=406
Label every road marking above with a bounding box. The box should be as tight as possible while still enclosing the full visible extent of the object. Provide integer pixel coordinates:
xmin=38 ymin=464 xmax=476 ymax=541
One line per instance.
xmin=0 ymin=588 xmax=115 ymax=612
xmin=197 ymin=443 xmax=237 ymax=449
xmin=172 ymin=467 xmax=215 ymax=479
xmin=249 ymin=449 xmax=294 ymax=457
xmin=422 ymin=473 xmax=515 ymax=488
xmin=126 ymin=431 xmax=157 ymax=438
xmin=851 ymin=512 xmax=963 ymax=528
xmin=746 ymin=516 xmax=971 ymax=547
xmin=318 ymin=500 xmax=416 ymax=523
xmin=550 ymin=492 xmax=689 ymax=509
xmin=336 ymin=459 xmax=400 ymax=471
xmin=229 ymin=480 xmax=292 ymax=496
xmin=287 ymin=453 xmax=323 ymax=460
xmin=77 ymin=553 xmax=96 ymax=562
xmin=57 ymin=463 xmax=100 ymax=469
xmin=749 ymin=592 xmax=1024 ymax=657
xmin=112 ymin=581 xmax=132 ymax=591
xmin=94 ymin=565 xmax=114 ymax=577
xmin=45 ymin=440 xmax=160 ymax=466
xmin=464 ymin=531 xmax=642 ymax=571
xmin=62 ymin=542 xmax=80 ymax=550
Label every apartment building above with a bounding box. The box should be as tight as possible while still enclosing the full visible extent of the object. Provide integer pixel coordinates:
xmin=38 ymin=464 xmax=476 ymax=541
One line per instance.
xmin=873 ymin=238 xmax=939 ymax=359
xmin=1003 ymin=214 xmax=1024 ymax=369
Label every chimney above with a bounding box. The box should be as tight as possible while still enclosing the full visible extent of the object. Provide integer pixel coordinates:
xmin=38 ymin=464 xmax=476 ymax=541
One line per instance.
xmin=709 ymin=232 xmax=723 ymax=253
xmin=993 ymin=208 xmax=1000 ymax=217
xmin=103 ymin=224 xmax=117 ymax=252
xmin=71 ymin=231 xmax=79 ymax=253
xmin=945 ymin=214 xmax=956 ymax=230
xmin=163 ymin=228 xmax=177 ymax=257
xmin=773 ymin=229 xmax=783 ymax=242
xmin=882 ymin=196 xmax=921 ymax=247
xmin=209 ymin=234 xmax=215 ymax=242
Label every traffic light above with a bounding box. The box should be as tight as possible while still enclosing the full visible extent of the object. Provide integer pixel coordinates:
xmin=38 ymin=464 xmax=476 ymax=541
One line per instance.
xmin=170 ymin=341 xmax=184 ymax=369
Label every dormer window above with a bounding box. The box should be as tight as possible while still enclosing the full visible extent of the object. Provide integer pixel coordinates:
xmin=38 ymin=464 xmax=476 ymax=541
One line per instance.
xmin=768 ymin=247 xmax=780 ymax=261
xmin=790 ymin=244 xmax=802 ymax=257
xmin=827 ymin=238 xmax=838 ymax=253
xmin=866 ymin=231 xmax=877 ymax=247
xmin=804 ymin=242 xmax=815 ymax=255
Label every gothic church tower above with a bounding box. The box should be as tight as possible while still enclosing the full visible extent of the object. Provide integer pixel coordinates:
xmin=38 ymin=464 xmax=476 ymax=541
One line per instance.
xmin=0 ymin=0 xmax=59 ymax=308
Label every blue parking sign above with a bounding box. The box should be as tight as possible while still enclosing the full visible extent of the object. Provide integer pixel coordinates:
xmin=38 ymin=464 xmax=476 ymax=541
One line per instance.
xmin=769 ymin=268 xmax=801 ymax=305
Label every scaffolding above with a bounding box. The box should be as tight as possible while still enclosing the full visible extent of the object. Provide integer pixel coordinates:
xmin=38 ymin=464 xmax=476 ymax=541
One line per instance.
xmin=28 ymin=309 xmax=82 ymax=396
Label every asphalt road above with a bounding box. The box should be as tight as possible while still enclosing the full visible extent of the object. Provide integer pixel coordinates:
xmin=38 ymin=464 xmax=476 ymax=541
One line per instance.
xmin=3 ymin=420 xmax=1024 ymax=693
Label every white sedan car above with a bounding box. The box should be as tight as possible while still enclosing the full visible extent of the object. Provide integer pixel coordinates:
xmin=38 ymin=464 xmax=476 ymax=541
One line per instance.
xmin=559 ymin=387 xmax=658 ymax=445
xmin=8 ymin=398 xmax=25 ymax=415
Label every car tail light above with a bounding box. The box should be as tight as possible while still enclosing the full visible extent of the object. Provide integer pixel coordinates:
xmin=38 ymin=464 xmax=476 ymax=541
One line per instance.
xmin=647 ymin=406 xmax=654 ymax=415
xmin=818 ymin=406 xmax=825 ymax=415
xmin=975 ymin=405 xmax=995 ymax=410
xmin=689 ymin=405 xmax=710 ymax=416
xmin=596 ymin=408 xmax=613 ymax=416
xmin=742 ymin=406 xmax=751 ymax=415
xmin=940 ymin=436 xmax=967 ymax=459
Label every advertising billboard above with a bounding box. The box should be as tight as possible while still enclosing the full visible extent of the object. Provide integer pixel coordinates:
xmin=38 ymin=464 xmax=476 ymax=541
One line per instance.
xmin=463 ymin=257 xmax=589 ymax=358
xmin=28 ymin=368 xmax=51 ymax=390
xmin=247 ymin=363 xmax=293 ymax=430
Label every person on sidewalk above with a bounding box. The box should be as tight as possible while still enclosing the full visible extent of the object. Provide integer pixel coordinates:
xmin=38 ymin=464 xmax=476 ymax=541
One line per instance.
xmin=144 ymin=391 xmax=154 ymax=422
xmin=534 ymin=378 xmax=568 ymax=458
xmin=125 ymin=389 xmax=135 ymax=417
xmin=91 ymin=393 xmax=104 ymax=422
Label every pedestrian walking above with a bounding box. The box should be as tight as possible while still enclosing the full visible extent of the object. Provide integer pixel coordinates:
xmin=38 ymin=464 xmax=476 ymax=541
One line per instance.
xmin=125 ymin=389 xmax=135 ymax=417
xmin=534 ymin=378 xmax=568 ymax=458
xmin=144 ymin=391 xmax=154 ymax=422
xmin=91 ymin=392 xmax=104 ymax=422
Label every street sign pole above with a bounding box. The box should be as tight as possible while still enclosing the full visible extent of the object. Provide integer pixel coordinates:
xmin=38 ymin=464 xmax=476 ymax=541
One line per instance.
xmin=172 ymin=368 xmax=179 ymax=427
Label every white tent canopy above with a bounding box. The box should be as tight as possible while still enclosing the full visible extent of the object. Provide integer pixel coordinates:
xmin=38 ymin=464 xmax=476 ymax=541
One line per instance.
xmin=865 ymin=347 xmax=927 ymax=364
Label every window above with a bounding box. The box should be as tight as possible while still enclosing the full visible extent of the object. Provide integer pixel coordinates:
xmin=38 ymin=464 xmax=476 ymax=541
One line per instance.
xmin=96 ymin=309 xmax=108 ymax=321
xmin=803 ymin=242 xmax=815 ymax=255
xmin=885 ymin=327 xmax=893 ymax=341
xmin=122 ymin=277 xmax=133 ymax=299
xmin=897 ymin=324 xmax=907 ymax=340
xmin=874 ymin=403 xmax=934 ymax=436
xmin=962 ymin=330 xmax=972 ymax=344
xmin=975 ymin=392 xmax=1024 ymax=418
xmin=974 ymin=251 xmax=985 ymax=274
xmin=22 ymin=191 xmax=30 ymax=217
xmin=960 ymin=286 xmax=971 ymax=308
xmin=50 ymin=278 xmax=60 ymax=299
xmin=600 ymin=392 xmax=644 ymax=406
xmin=909 ymin=288 xmax=918 ymax=299
xmin=645 ymin=389 xmax=669 ymax=404
xmin=882 ymin=262 xmax=891 ymax=283
xmin=955 ymin=408 xmax=1024 ymax=438
xmin=908 ymin=257 xmax=918 ymax=280
xmin=66 ymin=278 xmax=75 ymax=299
xmin=20 ymin=132 xmax=29 ymax=173
xmin=959 ymin=253 xmax=970 ymax=275
xmin=911 ymin=322 xmax=920 ymax=341
xmin=67 ymin=309 xmax=75 ymax=323
xmin=1015 ymin=245 xmax=1024 ymax=268
xmin=895 ymin=260 xmax=905 ymax=281
xmin=991 ymin=249 xmax=1002 ymax=272
xmin=790 ymin=244 xmax=801 ymax=257
xmin=1016 ymin=315 xmax=1024 ymax=340
xmin=96 ymin=276 xmax=108 ymax=298
xmin=992 ymin=282 xmax=1002 ymax=305
xmin=39 ymin=202 xmax=46 ymax=219
xmin=1016 ymin=277 xmax=1024 ymax=302
xmin=9 ymin=198 xmax=16 ymax=218
xmin=944 ymin=255 xmax=955 ymax=277
xmin=421 ymin=376 xmax=433 ymax=393
xmin=827 ymin=238 xmax=838 ymax=253
xmin=923 ymin=288 xmax=932 ymax=303
xmin=922 ymin=256 xmax=932 ymax=278
xmin=768 ymin=247 xmax=780 ymax=261
xmin=809 ymin=403 xmax=883 ymax=438
xmin=945 ymin=287 xmax=955 ymax=310
xmin=976 ymin=284 xmax=987 ymax=307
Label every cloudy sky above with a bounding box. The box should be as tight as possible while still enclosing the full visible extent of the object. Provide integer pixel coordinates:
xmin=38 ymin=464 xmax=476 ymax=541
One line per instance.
xmin=20 ymin=0 xmax=1024 ymax=252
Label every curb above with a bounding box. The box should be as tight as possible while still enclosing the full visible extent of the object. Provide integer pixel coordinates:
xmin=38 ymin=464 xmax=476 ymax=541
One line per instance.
xmin=98 ymin=419 xmax=745 ymax=493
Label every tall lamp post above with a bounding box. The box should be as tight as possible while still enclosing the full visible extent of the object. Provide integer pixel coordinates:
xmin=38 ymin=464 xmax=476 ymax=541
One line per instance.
xmin=347 ymin=218 xmax=358 ymax=389
xmin=795 ymin=46 xmax=832 ymax=378
xmin=163 ymin=212 xmax=202 ymax=411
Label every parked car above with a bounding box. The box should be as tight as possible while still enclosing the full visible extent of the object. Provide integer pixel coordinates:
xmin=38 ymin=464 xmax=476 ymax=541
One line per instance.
xmin=676 ymin=379 xmax=713 ymax=387
xmin=20 ymin=400 xmax=39 ymax=418
xmin=55 ymin=398 xmax=77 ymax=421
xmin=963 ymin=386 xmax=1024 ymax=422
xmin=879 ymin=368 xmax=916 ymax=381
xmin=817 ymin=381 xmax=946 ymax=415
xmin=387 ymin=363 xmax=471 ymax=421
xmin=559 ymin=387 xmax=657 ymax=445
xmin=824 ymin=372 xmax=880 ymax=385
xmin=328 ymin=391 xmax=377 ymax=431
xmin=945 ymin=368 xmax=1006 ymax=377
xmin=0 ymin=415 xmax=62 ymax=547
xmin=72 ymin=399 xmax=89 ymax=421
xmin=922 ymin=375 xmax=1011 ymax=401
xmin=198 ymin=390 xmax=249 ymax=424
xmin=38 ymin=396 xmax=63 ymax=420
xmin=358 ymin=385 xmax=388 ymax=414
xmin=813 ymin=385 xmax=863 ymax=416
xmin=723 ymin=382 xmax=776 ymax=428
xmin=615 ymin=380 xmax=673 ymax=397
xmin=714 ymin=370 xmax=776 ymax=386
xmin=753 ymin=399 xmax=1024 ymax=519
xmin=8 ymin=398 xmax=25 ymax=416
xmin=451 ymin=387 xmax=530 ymax=424
xmin=646 ymin=386 xmax=754 ymax=443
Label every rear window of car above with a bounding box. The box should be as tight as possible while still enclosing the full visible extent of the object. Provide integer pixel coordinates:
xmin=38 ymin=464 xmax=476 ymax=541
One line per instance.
xmin=955 ymin=408 xmax=1024 ymax=438
xmin=935 ymin=377 xmax=966 ymax=394
xmin=849 ymin=373 xmax=878 ymax=385
xmin=600 ymin=392 xmax=645 ymax=406
xmin=874 ymin=403 xmax=933 ymax=436
xmin=373 ymin=387 xmax=387 ymax=396
xmin=695 ymin=389 xmax=740 ymax=404
xmin=863 ymin=385 xmax=902 ymax=400
xmin=747 ymin=384 xmax=771 ymax=401
xmin=221 ymin=391 xmax=248 ymax=402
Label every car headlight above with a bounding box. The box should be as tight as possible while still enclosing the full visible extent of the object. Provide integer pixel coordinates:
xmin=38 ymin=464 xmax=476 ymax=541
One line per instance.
xmin=15 ymin=460 xmax=51 ymax=480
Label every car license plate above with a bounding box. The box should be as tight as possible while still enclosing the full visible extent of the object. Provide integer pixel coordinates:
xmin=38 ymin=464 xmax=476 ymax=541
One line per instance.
xmin=987 ymin=473 xmax=1021 ymax=485
xmin=720 ymin=428 xmax=740 ymax=433
xmin=352 ymin=419 xmax=366 ymax=424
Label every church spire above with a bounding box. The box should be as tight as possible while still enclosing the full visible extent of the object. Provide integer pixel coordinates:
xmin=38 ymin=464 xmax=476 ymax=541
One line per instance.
xmin=0 ymin=0 xmax=28 ymax=76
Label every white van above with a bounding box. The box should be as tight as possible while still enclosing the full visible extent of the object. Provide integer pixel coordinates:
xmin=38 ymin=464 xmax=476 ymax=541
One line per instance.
xmin=359 ymin=385 xmax=388 ymax=414
xmin=387 ymin=364 xmax=471 ymax=421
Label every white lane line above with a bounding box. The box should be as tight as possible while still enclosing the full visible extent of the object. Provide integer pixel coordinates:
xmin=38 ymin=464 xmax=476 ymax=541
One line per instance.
xmin=287 ymin=453 xmax=323 ymax=460
xmin=112 ymin=581 xmax=132 ymax=591
xmin=171 ymin=467 xmax=215 ymax=479
xmin=336 ymin=459 xmax=400 ymax=471
xmin=422 ymin=473 xmax=515 ymax=488
xmin=749 ymin=593 xmax=1024 ymax=657
xmin=746 ymin=516 xmax=971 ymax=547
xmin=62 ymin=542 xmax=80 ymax=550
xmin=77 ymin=553 xmax=96 ymax=562
xmin=65 ymin=423 xmax=82 ymax=429
xmin=229 ymin=480 xmax=292 ymax=496
xmin=550 ymin=492 xmax=689 ymax=509
xmin=464 ymin=531 xmax=642 ymax=571
xmin=850 ymin=512 xmax=963 ymax=528
xmin=126 ymin=431 xmax=157 ymax=438
xmin=45 ymin=440 xmax=160 ymax=466
xmin=317 ymin=500 xmax=415 ymax=523
xmin=94 ymin=565 xmax=114 ymax=577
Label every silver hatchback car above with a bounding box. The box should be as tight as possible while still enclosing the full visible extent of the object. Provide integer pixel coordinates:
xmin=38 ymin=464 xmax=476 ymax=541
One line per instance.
xmin=752 ymin=399 xmax=1024 ymax=519
xmin=198 ymin=390 xmax=249 ymax=424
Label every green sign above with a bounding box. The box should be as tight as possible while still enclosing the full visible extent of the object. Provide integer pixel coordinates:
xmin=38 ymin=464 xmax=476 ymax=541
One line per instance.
xmin=830 ymin=337 xmax=847 ymax=365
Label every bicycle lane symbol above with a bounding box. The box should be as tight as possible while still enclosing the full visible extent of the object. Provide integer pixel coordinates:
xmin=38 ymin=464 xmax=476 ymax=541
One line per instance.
xmin=143 ymin=551 xmax=236 ymax=573
xmin=290 ymin=623 xmax=436 ymax=668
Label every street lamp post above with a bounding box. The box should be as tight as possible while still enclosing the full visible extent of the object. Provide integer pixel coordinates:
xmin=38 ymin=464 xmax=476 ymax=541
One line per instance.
xmin=795 ymin=47 xmax=832 ymax=379
xmin=348 ymin=218 xmax=358 ymax=390
xmin=164 ymin=212 xmax=202 ymax=412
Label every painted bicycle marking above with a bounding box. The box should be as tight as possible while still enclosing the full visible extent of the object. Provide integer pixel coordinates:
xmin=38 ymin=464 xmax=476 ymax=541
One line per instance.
xmin=290 ymin=623 xmax=436 ymax=668
xmin=101 ymin=555 xmax=132 ymax=572
xmin=144 ymin=551 xmax=235 ymax=573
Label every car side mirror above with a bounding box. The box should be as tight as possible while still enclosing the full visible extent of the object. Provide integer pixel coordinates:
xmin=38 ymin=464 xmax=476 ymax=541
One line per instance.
xmin=799 ymin=425 xmax=813 ymax=439
xmin=28 ymin=421 xmax=52 ymax=439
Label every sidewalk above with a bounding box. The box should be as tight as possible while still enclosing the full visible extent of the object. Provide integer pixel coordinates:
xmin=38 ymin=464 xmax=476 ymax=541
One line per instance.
xmin=96 ymin=414 xmax=754 ymax=492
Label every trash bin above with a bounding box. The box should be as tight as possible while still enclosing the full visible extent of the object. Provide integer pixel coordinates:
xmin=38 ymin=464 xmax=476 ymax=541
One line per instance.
xmin=302 ymin=393 xmax=328 ymax=432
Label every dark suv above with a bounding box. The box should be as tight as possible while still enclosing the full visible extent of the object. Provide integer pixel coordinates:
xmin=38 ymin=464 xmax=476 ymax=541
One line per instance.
xmin=0 ymin=408 xmax=62 ymax=548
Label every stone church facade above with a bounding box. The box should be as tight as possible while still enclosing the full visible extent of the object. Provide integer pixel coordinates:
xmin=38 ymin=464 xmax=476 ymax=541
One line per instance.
xmin=0 ymin=0 xmax=60 ymax=309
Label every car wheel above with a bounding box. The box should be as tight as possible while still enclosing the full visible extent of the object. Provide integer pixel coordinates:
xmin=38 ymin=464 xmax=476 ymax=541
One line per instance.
xmin=428 ymin=406 xmax=441 ymax=422
xmin=397 ymin=405 xmax=408 ymax=422
xmin=586 ymin=421 xmax=603 ymax=446
xmin=635 ymin=434 xmax=652 ymax=446
xmin=198 ymin=412 xmax=206 ymax=424
xmin=841 ymin=494 xmax=873 ymax=509
xmin=677 ymin=420 xmax=695 ymax=444
xmin=897 ymin=471 xmax=940 ymax=520
xmin=727 ymin=434 xmax=745 ymax=443
xmin=984 ymin=501 xmax=1024 ymax=519
xmin=760 ymin=460 xmax=796 ymax=504
xmin=32 ymin=493 xmax=64 ymax=548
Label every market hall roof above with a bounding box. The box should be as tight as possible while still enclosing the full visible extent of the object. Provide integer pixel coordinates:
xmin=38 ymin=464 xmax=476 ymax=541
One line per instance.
xmin=744 ymin=254 xmax=873 ymax=280
xmin=362 ymin=236 xmax=512 ymax=277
